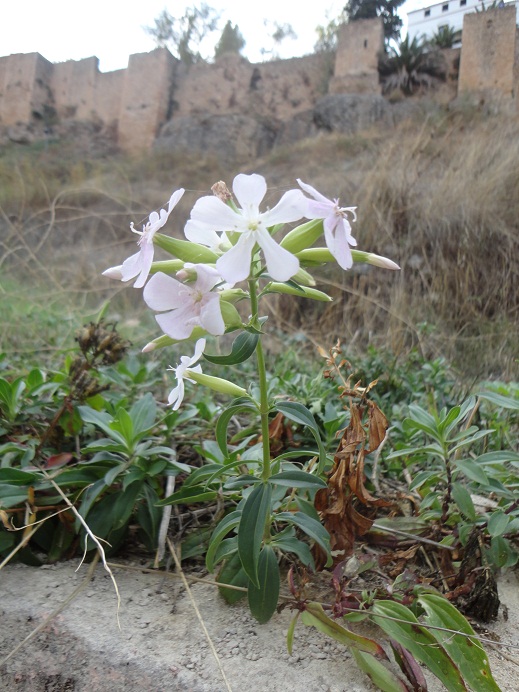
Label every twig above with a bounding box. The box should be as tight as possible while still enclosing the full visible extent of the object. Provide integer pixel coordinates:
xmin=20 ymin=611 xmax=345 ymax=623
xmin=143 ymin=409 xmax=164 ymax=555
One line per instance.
xmin=108 ymin=562 xmax=248 ymax=593
xmin=0 ymin=523 xmax=41 ymax=570
xmin=0 ymin=554 xmax=100 ymax=666
xmin=371 ymin=522 xmax=456 ymax=551
xmin=154 ymin=473 xmax=176 ymax=568
xmin=166 ymin=537 xmax=233 ymax=692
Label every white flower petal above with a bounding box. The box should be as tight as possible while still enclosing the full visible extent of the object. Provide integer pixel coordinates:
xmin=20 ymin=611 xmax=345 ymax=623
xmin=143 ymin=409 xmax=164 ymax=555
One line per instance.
xmin=120 ymin=251 xmax=144 ymax=283
xmin=143 ymin=272 xmax=186 ymax=311
xmin=232 ymin=173 xmax=267 ymax=210
xmin=216 ymin=233 xmax=256 ymax=284
xmin=257 ymin=228 xmax=300 ymax=282
xmin=102 ymin=265 xmax=123 ymax=280
xmin=199 ymin=294 xmax=225 ymax=335
xmin=297 ymin=179 xmax=332 ymax=205
xmin=168 ymin=380 xmax=184 ymax=410
xmin=156 ymin=305 xmax=197 ymax=340
xmin=133 ymin=240 xmax=155 ymax=288
xmin=193 ymin=264 xmax=223 ymax=293
xmin=262 ymin=189 xmax=306 ymax=226
xmin=185 ymin=220 xmax=223 ymax=248
xmin=189 ymin=196 xmax=242 ymax=232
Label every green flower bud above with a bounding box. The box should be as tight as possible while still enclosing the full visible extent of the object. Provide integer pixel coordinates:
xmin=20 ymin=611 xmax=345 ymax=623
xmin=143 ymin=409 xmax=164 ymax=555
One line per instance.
xmin=185 ymin=370 xmax=248 ymax=398
xmin=149 ymin=259 xmax=185 ymax=275
xmin=219 ymin=288 xmax=249 ymax=303
xmin=266 ymin=282 xmax=332 ymax=302
xmin=154 ymin=233 xmax=219 ymax=263
xmin=280 ymin=219 xmax=324 ymax=254
xmin=291 ymin=266 xmax=316 ymax=287
xmin=221 ymin=300 xmax=243 ymax=330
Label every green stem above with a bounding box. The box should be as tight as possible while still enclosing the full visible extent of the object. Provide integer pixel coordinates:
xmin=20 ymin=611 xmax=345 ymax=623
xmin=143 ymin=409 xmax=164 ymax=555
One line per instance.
xmin=248 ymin=278 xmax=271 ymax=483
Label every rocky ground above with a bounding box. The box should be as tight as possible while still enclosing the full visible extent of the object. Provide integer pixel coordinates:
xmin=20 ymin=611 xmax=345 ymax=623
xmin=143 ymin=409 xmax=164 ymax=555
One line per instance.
xmin=1 ymin=560 xmax=518 ymax=692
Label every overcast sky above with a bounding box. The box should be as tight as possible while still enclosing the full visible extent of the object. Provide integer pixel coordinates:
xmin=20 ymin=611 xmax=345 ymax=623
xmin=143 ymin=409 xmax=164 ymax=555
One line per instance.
xmin=1 ymin=1 xmax=421 ymax=73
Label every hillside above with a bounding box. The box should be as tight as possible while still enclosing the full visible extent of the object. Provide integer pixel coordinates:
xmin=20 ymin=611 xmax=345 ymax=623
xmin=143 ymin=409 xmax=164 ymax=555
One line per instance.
xmin=1 ymin=104 xmax=518 ymax=379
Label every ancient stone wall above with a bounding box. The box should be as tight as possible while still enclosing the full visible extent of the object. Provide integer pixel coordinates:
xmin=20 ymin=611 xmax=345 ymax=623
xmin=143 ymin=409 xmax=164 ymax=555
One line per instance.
xmin=1 ymin=11 xmax=518 ymax=152
xmin=330 ymin=18 xmax=384 ymax=95
xmin=171 ymin=52 xmax=331 ymax=122
xmin=458 ymin=6 xmax=517 ymax=97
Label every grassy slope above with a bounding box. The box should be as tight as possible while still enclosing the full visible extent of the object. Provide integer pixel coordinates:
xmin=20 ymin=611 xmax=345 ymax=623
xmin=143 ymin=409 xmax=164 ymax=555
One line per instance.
xmin=0 ymin=106 xmax=517 ymax=378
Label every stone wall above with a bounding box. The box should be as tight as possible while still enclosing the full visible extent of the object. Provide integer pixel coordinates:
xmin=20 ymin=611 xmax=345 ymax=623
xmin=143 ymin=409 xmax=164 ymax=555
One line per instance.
xmin=1 ymin=10 xmax=518 ymax=154
xmin=330 ymin=19 xmax=384 ymax=95
xmin=458 ymin=6 xmax=517 ymax=98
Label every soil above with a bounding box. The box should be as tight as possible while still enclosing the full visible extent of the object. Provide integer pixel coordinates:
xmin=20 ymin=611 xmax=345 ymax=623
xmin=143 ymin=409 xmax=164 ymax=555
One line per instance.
xmin=0 ymin=560 xmax=518 ymax=692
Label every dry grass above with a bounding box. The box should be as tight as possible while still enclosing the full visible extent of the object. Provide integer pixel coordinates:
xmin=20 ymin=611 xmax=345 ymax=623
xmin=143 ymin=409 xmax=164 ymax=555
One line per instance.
xmin=1 ymin=107 xmax=517 ymax=377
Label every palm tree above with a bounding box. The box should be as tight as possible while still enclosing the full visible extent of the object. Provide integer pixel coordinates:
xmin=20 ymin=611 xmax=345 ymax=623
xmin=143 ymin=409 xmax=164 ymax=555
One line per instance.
xmin=378 ymin=35 xmax=447 ymax=96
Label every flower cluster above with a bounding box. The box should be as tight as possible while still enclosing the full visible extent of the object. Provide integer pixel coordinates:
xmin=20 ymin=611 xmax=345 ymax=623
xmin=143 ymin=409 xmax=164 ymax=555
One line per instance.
xmin=103 ymin=173 xmax=398 ymax=408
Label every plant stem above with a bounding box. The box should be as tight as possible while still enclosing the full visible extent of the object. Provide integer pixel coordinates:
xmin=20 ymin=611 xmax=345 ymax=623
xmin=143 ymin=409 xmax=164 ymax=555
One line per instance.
xmin=248 ymin=278 xmax=271 ymax=482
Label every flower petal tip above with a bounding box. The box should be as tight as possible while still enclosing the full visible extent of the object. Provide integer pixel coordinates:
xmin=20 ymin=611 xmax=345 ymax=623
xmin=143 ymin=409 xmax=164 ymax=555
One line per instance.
xmin=102 ymin=265 xmax=123 ymax=280
xmin=142 ymin=341 xmax=156 ymax=353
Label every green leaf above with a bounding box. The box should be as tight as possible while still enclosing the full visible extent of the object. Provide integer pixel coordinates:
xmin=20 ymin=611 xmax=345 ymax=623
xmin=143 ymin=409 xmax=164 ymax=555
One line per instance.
xmin=276 ymin=511 xmax=331 ymax=560
xmin=438 ymin=405 xmax=461 ymax=435
xmin=238 ymin=482 xmax=272 ymax=587
xmin=0 ymin=484 xmax=30 ymax=508
xmin=477 ymin=390 xmax=519 ymax=411
xmin=247 ymin=545 xmax=280 ymax=623
xmin=371 ymin=600 xmax=468 ymax=691
xmin=269 ymin=470 xmax=326 ymax=489
xmin=451 ymin=482 xmax=477 ymax=521
xmin=0 ymin=468 xmax=40 ymax=485
xmin=286 ymin=613 xmax=300 ymax=655
xmin=454 ymin=459 xmax=489 ymax=485
xmin=156 ymin=485 xmax=218 ymax=507
xmin=351 ymin=650 xmax=410 ymax=692
xmin=276 ymin=401 xmax=327 ymax=472
xmin=203 ymin=331 xmax=259 ymax=365
xmin=271 ymin=533 xmax=315 ymax=569
xmin=129 ymin=393 xmax=157 ymax=436
xmin=217 ymin=551 xmax=248 ymax=604
xmin=418 ymin=593 xmax=501 ymax=692
xmin=111 ymin=480 xmax=143 ymax=530
xmin=477 ymin=450 xmax=519 ymax=466
xmin=215 ymin=401 xmax=257 ymax=458
xmin=487 ymin=511 xmax=510 ymax=538
xmin=112 ymin=408 xmax=134 ymax=447
xmin=487 ymin=535 xmax=516 ymax=568
xmin=206 ymin=510 xmax=242 ymax=572
xmin=78 ymin=406 xmax=127 ymax=446
xmin=301 ymin=602 xmax=386 ymax=656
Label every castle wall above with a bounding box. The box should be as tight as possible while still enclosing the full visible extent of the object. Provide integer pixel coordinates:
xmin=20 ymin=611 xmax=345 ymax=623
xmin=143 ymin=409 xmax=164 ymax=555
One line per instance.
xmin=331 ymin=19 xmax=384 ymax=94
xmin=52 ymin=57 xmax=99 ymax=121
xmin=172 ymin=52 xmax=331 ymax=122
xmin=0 ymin=53 xmax=53 ymax=125
xmin=458 ymin=6 xmax=517 ymax=98
xmin=94 ymin=69 xmax=125 ymax=126
xmin=118 ymin=48 xmax=177 ymax=153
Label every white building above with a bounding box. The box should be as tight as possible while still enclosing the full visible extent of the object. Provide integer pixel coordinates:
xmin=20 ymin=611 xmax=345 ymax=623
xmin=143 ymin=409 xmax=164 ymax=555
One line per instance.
xmin=407 ymin=0 xmax=519 ymax=44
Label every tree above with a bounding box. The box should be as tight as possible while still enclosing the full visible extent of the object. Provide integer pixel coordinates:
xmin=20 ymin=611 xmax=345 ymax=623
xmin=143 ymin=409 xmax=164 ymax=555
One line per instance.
xmin=214 ymin=20 xmax=245 ymax=59
xmin=344 ymin=0 xmax=405 ymax=44
xmin=378 ymin=35 xmax=447 ymax=95
xmin=314 ymin=9 xmax=348 ymax=53
xmin=260 ymin=21 xmax=297 ymax=59
xmin=144 ymin=4 xmax=220 ymax=65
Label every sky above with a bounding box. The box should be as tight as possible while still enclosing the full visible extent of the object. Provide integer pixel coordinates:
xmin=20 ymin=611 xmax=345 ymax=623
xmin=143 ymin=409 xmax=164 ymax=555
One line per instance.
xmin=1 ymin=1 xmax=422 ymax=73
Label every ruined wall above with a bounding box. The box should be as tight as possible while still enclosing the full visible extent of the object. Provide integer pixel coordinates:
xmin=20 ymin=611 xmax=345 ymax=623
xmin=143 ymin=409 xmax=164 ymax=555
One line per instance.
xmin=330 ymin=19 xmax=384 ymax=95
xmin=172 ymin=52 xmax=331 ymax=122
xmin=117 ymin=48 xmax=177 ymax=153
xmin=1 ymin=12 xmax=519 ymax=152
xmin=0 ymin=53 xmax=53 ymax=125
xmin=458 ymin=6 xmax=517 ymax=98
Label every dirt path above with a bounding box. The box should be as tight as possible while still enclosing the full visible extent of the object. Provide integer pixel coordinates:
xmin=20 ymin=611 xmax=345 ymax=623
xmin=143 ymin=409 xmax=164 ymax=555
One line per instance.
xmin=1 ymin=560 xmax=518 ymax=692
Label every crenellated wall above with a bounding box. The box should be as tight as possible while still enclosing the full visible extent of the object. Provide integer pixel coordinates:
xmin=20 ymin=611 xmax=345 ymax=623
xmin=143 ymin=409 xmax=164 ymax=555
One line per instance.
xmin=0 ymin=10 xmax=518 ymax=153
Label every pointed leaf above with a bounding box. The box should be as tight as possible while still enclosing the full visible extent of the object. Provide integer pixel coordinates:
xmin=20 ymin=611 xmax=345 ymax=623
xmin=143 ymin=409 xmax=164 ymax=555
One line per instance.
xmin=247 ymin=545 xmax=280 ymax=623
xmin=238 ymin=482 xmax=272 ymax=587
xmin=215 ymin=401 xmax=257 ymax=457
xmin=371 ymin=600 xmax=468 ymax=691
xmin=206 ymin=510 xmax=242 ymax=572
xmin=352 ymin=650 xmax=411 ymax=692
xmin=203 ymin=331 xmax=259 ymax=365
xmin=276 ymin=511 xmax=331 ymax=559
xmin=418 ymin=593 xmax=501 ymax=692
xmin=269 ymin=470 xmax=327 ymax=489
xmin=301 ymin=602 xmax=386 ymax=656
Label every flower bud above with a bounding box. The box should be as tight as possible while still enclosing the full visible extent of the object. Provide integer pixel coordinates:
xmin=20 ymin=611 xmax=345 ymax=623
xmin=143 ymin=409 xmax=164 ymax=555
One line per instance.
xmin=266 ymin=282 xmax=332 ymax=302
xmin=154 ymin=233 xmax=219 ymax=263
xmin=365 ymin=253 xmax=400 ymax=270
xmin=220 ymin=300 xmax=243 ymax=330
xmin=291 ymin=266 xmax=316 ymax=287
xmin=149 ymin=259 xmax=185 ymax=275
xmin=280 ymin=219 xmax=324 ymax=254
xmin=185 ymin=370 xmax=248 ymax=398
xmin=102 ymin=265 xmax=123 ymax=280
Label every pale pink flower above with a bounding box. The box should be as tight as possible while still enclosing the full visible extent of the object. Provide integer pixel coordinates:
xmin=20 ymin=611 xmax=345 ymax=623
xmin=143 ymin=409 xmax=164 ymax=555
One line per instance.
xmin=143 ymin=265 xmax=225 ymax=340
xmin=103 ymin=188 xmax=184 ymax=289
xmin=297 ymin=179 xmax=357 ymax=270
xmin=185 ymin=174 xmax=306 ymax=284
xmin=168 ymin=339 xmax=206 ymax=410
